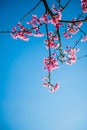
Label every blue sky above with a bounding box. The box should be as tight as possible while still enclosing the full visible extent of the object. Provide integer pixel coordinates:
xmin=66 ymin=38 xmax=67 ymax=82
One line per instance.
xmin=0 ymin=0 xmax=87 ymax=130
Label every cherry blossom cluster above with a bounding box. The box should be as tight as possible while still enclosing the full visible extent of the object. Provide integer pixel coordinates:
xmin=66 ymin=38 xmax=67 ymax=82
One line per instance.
xmin=81 ymin=35 xmax=87 ymax=42
xmin=67 ymin=20 xmax=82 ymax=34
xmin=43 ymin=54 xmax=60 ymax=92
xmin=10 ymin=0 xmax=87 ymax=93
xmin=44 ymin=31 xmax=60 ymax=49
xmin=43 ymin=30 xmax=60 ymax=92
xmin=50 ymin=4 xmax=62 ymax=29
xmin=43 ymin=76 xmax=60 ymax=93
xmin=64 ymin=46 xmax=80 ymax=65
xmin=11 ymin=19 xmax=44 ymax=41
xmin=63 ymin=19 xmax=82 ymax=39
xmin=43 ymin=56 xmax=59 ymax=72
xmin=81 ymin=0 xmax=87 ymax=13
xmin=11 ymin=22 xmax=30 ymax=41
xmin=11 ymin=4 xmax=62 ymax=41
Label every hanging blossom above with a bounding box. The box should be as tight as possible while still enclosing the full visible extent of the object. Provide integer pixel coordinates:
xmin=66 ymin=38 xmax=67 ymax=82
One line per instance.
xmin=81 ymin=35 xmax=87 ymax=42
xmin=43 ymin=56 xmax=59 ymax=72
xmin=43 ymin=55 xmax=60 ymax=93
xmin=81 ymin=0 xmax=87 ymax=13
xmin=64 ymin=46 xmax=80 ymax=65
xmin=67 ymin=19 xmax=82 ymax=35
xmin=43 ymin=76 xmax=60 ymax=93
xmin=44 ymin=31 xmax=60 ymax=49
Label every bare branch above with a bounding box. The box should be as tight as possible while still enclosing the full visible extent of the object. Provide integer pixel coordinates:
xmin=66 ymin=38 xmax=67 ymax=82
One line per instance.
xmin=73 ymin=36 xmax=82 ymax=48
xmin=56 ymin=0 xmax=63 ymax=8
xmin=59 ymin=17 xmax=87 ymax=23
xmin=77 ymin=55 xmax=87 ymax=60
xmin=20 ymin=0 xmax=42 ymax=23
xmin=41 ymin=0 xmax=54 ymax=17
xmin=62 ymin=0 xmax=72 ymax=11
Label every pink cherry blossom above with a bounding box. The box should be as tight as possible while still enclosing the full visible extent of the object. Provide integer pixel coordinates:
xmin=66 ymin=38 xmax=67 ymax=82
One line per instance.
xmin=45 ymin=41 xmax=60 ymax=49
xmin=27 ymin=15 xmax=41 ymax=25
xmin=40 ymin=14 xmax=49 ymax=23
xmin=64 ymin=46 xmax=79 ymax=65
xmin=52 ymin=52 xmax=57 ymax=56
xmin=43 ymin=82 xmax=51 ymax=88
xmin=49 ymin=83 xmax=60 ymax=93
xmin=44 ymin=32 xmax=59 ymax=49
xmin=44 ymin=56 xmax=59 ymax=72
xmin=11 ymin=22 xmax=29 ymax=41
xmin=33 ymin=32 xmax=44 ymax=37
xmin=63 ymin=32 xmax=72 ymax=38
xmin=81 ymin=35 xmax=87 ymax=42
xmin=49 ymin=14 xmax=62 ymax=29
xmin=43 ymin=78 xmax=60 ymax=93
xmin=67 ymin=19 xmax=82 ymax=35
xmin=81 ymin=0 xmax=87 ymax=13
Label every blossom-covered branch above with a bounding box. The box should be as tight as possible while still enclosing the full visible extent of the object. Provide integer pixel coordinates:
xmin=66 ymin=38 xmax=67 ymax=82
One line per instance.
xmin=0 ymin=0 xmax=87 ymax=93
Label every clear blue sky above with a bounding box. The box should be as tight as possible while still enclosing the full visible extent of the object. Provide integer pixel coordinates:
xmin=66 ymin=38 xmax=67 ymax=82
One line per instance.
xmin=0 ymin=0 xmax=87 ymax=130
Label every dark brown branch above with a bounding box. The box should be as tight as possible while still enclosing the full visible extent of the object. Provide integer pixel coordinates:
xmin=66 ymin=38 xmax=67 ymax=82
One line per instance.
xmin=56 ymin=0 xmax=63 ymax=8
xmin=41 ymin=0 xmax=54 ymax=17
xmin=62 ymin=0 xmax=72 ymax=11
xmin=20 ymin=0 xmax=42 ymax=23
xmin=0 ymin=17 xmax=87 ymax=34
xmin=0 ymin=23 xmax=44 ymax=34
xmin=59 ymin=17 xmax=87 ymax=23
xmin=73 ymin=36 xmax=82 ymax=48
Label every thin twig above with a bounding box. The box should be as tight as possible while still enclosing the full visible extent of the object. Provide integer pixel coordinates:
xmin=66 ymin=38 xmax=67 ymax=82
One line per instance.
xmin=59 ymin=17 xmax=87 ymax=23
xmin=77 ymin=54 xmax=87 ymax=60
xmin=73 ymin=36 xmax=82 ymax=48
xmin=20 ymin=0 xmax=42 ymax=23
xmin=0 ymin=23 xmax=44 ymax=34
xmin=62 ymin=0 xmax=72 ymax=11
xmin=56 ymin=0 xmax=63 ymax=8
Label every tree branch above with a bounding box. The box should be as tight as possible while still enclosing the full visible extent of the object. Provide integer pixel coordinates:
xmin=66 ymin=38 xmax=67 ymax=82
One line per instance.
xmin=20 ymin=0 xmax=42 ymax=23
xmin=41 ymin=0 xmax=54 ymax=17
xmin=45 ymin=23 xmax=51 ymax=84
